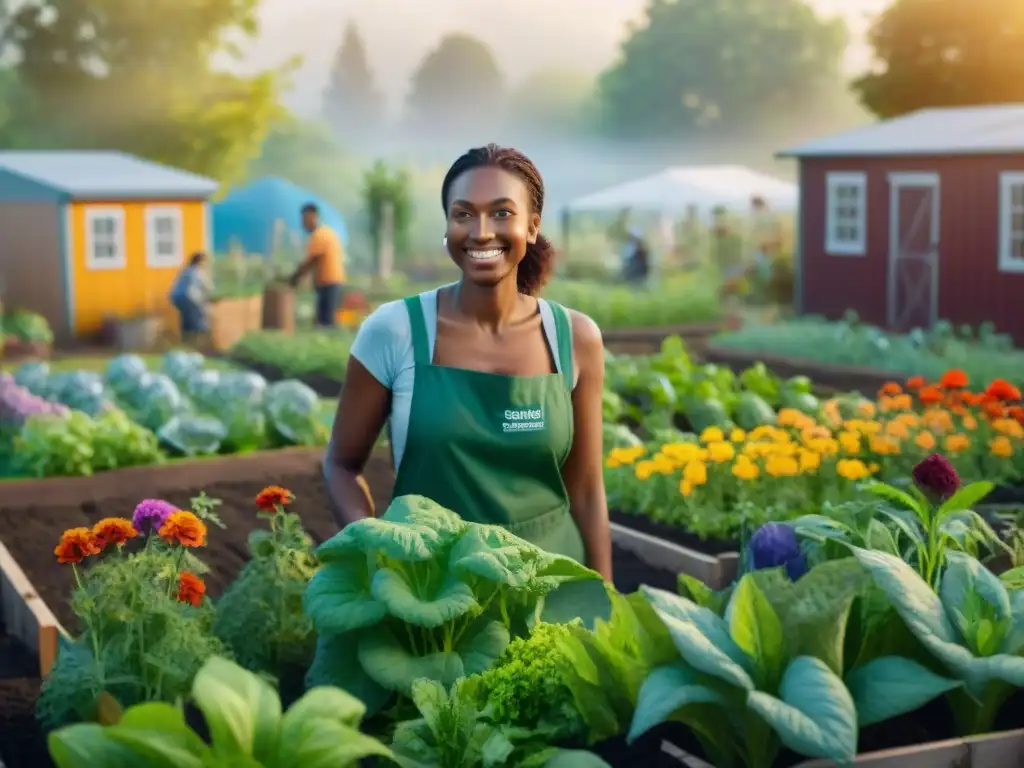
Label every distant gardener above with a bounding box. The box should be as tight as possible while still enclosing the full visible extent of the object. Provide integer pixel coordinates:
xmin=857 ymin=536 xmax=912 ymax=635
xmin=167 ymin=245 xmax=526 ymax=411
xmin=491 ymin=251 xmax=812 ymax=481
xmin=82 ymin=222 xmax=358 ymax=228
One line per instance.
xmin=289 ymin=202 xmax=346 ymax=328
xmin=323 ymin=144 xmax=612 ymax=580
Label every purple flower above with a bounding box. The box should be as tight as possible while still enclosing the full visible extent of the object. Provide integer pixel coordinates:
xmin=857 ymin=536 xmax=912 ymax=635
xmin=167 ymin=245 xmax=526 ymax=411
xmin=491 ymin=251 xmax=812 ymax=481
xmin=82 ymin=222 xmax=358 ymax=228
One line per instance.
xmin=132 ymin=499 xmax=176 ymax=533
xmin=912 ymin=453 xmax=961 ymax=503
xmin=748 ymin=522 xmax=807 ymax=581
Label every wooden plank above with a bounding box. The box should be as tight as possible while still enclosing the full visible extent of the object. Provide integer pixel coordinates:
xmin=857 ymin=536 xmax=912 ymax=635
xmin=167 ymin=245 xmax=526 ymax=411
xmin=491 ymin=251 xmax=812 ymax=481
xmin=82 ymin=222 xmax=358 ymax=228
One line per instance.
xmin=0 ymin=540 xmax=69 ymax=676
xmin=610 ymin=522 xmax=739 ymax=589
xmin=792 ymin=727 xmax=1024 ymax=766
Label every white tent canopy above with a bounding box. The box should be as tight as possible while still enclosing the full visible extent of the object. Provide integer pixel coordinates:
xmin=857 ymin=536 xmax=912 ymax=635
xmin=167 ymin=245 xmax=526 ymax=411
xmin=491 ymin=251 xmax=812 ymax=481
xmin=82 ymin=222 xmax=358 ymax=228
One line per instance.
xmin=563 ymin=164 xmax=798 ymax=215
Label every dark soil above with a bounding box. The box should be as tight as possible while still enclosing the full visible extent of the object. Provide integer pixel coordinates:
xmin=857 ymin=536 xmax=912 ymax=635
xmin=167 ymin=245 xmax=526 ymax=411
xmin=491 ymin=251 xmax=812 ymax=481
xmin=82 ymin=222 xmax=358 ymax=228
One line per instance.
xmin=985 ymin=484 xmax=1024 ymax=506
xmin=610 ymin=509 xmax=739 ymax=555
xmin=0 ymin=678 xmax=52 ymax=768
xmin=610 ymin=545 xmax=678 ymax=594
xmin=229 ymin=358 xmax=342 ymax=398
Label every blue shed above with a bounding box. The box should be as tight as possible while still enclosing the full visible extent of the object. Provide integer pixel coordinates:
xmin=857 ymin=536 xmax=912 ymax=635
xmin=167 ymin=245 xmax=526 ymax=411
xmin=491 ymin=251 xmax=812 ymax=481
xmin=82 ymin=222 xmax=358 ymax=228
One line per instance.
xmin=212 ymin=176 xmax=348 ymax=256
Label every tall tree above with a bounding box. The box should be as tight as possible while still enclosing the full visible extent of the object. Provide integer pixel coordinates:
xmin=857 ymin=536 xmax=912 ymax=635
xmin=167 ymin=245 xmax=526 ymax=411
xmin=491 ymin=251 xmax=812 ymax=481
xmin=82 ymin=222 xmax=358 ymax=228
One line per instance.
xmin=507 ymin=68 xmax=597 ymax=135
xmin=404 ymin=33 xmax=504 ymax=128
xmin=322 ymin=22 xmax=383 ymax=136
xmin=5 ymin=0 xmax=285 ymax=186
xmin=597 ymin=0 xmax=848 ymax=138
xmin=853 ymin=0 xmax=1024 ymax=119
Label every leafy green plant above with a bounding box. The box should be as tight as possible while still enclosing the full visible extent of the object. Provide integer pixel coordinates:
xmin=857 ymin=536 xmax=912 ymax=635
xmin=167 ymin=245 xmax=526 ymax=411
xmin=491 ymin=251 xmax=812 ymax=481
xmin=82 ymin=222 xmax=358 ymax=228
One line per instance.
xmin=852 ymin=546 xmax=1024 ymax=735
xmin=230 ymin=330 xmax=354 ymax=381
xmin=390 ymin=677 xmax=610 ymax=768
xmin=303 ymin=495 xmax=603 ymax=715
xmin=629 ymin=559 xmax=959 ymax=767
xmin=47 ymin=656 xmax=393 ymax=767
xmin=213 ymin=489 xmax=318 ymax=679
xmin=3 ymin=308 xmax=53 ymax=343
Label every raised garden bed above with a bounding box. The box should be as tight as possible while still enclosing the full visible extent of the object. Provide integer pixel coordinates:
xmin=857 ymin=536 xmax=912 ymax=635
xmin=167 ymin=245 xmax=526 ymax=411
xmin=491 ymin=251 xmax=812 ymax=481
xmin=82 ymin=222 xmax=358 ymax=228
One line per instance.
xmin=229 ymin=357 xmax=341 ymax=398
xmin=603 ymin=318 xmax=738 ymax=357
xmin=1 ymin=339 xmax=51 ymax=364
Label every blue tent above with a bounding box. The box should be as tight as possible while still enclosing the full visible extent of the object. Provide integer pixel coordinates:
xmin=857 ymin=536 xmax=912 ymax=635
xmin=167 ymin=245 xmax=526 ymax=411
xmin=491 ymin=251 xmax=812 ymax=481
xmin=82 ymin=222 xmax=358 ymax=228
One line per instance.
xmin=212 ymin=175 xmax=349 ymax=256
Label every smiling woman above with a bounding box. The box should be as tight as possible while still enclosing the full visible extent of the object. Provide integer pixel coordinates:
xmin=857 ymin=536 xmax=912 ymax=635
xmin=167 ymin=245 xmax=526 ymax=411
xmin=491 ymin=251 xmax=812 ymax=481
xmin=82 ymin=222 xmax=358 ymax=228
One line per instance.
xmin=324 ymin=144 xmax=613 ymax=580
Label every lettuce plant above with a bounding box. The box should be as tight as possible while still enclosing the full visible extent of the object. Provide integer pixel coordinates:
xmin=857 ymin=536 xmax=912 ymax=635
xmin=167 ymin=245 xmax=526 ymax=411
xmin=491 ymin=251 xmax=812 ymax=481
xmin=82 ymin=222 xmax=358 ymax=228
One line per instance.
xmin=47 ymin=656 xmax=392 ymax=767
xmin=304 ymin=495 xmax=601 ymax=714
xmin=629 ymin=559 xmax=960 ymax=767
xmin=852 ymin=546 xmax=1024 ymax=735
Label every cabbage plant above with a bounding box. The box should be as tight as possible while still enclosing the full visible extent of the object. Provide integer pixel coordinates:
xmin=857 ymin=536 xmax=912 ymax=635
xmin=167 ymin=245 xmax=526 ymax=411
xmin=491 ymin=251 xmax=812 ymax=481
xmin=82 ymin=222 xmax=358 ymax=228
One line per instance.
xmin=265 ymin=380 xmax=324 ymax=446
xmin=304 ymin=495 xmax=601 ymax=715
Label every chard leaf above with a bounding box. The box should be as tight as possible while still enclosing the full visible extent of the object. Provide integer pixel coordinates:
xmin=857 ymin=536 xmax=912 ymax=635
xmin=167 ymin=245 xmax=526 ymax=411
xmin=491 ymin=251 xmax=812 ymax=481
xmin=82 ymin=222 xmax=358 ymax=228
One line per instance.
xmin=864 ymin=482 xmax=925 ymax=516
xmin=877 ymin=508 xmax=925 ymax=546
xmin=103 ymin=703 xmax=208 ymax=767
xmin=370 ymin=568 xmax=478 ymax=628
xmin=746 ymin=656 xmax=857 ymax=763
xmin=1002 ymin=589 xmax=1024 ymax=654
xmin=728 ymin=576 xmax=785 ymax=684
xmin=940 ymin=551 xmax=1011 ymax=626
xmin=304 ymin=631 xmax=390 ymax=716
xmin=934 ymin=482 xmax=994 ymax=521
xmin=277 ymin=720 xmax=393 ymax=768
xmin=357 ymin=625 xmax=465 ymax=695
xmin=455 ymin=617 xmax=511 ymax=675
xmin=319 ymin=518 xmax=443 ymax=562
xmin=844 ymin=656 xmax=962 ymax=725
xmin=866 ymin=519 xmax=900 ymax=555
xmin=47 ymin=724 xmax=146 ymax=768
xmin=627 ymin=662 xmax=727 ymax=743
xmin=385 ymin=495 xmax=468 ymax=543
xmin=304 ymin=558 xmax=387 ymax=634
xmin=540 ymin=750 xmax=614 ymax=767
xmin=191 ymin=658 xmax=280 ymax=761
xmin=538 ymin=579 xmax=612 ymax=629
xmin=448 ymin=527 xmax=538 ymax=588
xmin=641 ymin=587 xmax=754 ymax=691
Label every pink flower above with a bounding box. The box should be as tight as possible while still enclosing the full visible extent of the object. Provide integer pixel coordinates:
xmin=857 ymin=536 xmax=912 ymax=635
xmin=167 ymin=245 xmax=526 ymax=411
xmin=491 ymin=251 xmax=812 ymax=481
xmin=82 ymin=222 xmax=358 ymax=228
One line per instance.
xmin=131 ymin=499 xmax=176 ymax=533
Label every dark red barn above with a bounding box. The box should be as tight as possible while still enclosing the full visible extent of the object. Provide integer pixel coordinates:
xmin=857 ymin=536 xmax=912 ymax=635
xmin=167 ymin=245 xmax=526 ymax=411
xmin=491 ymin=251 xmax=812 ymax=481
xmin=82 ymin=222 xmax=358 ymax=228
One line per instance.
xmin=780 ymin=104 xmax=1024 ymax=342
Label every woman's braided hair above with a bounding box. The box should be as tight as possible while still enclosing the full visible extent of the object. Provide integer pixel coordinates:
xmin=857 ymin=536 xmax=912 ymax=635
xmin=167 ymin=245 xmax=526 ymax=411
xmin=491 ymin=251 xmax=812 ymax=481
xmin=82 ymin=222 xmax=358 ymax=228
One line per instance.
xmin=441 ymin=143 xmax=555 ymax=296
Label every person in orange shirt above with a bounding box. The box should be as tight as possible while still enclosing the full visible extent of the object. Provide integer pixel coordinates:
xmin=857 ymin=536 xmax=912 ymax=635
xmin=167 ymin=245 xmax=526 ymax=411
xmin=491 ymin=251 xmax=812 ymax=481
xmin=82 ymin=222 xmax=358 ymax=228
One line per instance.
xmin=289 ymin=202 xmax=346 ymax=327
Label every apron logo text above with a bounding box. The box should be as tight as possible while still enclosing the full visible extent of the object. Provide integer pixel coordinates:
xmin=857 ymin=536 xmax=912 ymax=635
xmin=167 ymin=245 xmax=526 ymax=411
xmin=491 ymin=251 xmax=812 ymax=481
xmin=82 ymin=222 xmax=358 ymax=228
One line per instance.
xmin=502 ymin=407 xmax=545 ymax=432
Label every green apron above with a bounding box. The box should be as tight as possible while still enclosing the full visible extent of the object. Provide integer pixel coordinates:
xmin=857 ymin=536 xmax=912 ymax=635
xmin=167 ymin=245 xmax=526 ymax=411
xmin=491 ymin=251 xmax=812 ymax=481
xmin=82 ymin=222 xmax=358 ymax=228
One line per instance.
xmin=391 ymin=294 xmax=587 ymax=563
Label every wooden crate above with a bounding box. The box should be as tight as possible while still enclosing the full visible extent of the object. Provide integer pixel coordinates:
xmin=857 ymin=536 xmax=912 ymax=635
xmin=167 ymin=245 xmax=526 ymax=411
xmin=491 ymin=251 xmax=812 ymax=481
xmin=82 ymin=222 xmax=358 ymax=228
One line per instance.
xmin=610 ymin=522 xmax=739 ymax=589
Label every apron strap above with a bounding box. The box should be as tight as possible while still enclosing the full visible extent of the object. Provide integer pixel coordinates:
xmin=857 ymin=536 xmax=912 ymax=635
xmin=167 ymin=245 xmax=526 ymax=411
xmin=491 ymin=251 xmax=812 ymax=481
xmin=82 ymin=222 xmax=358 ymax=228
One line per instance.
xmin=546 ymin=300 xmax=574 ymax=391
xmin=404 ymin=295 xmax=431 ymax=366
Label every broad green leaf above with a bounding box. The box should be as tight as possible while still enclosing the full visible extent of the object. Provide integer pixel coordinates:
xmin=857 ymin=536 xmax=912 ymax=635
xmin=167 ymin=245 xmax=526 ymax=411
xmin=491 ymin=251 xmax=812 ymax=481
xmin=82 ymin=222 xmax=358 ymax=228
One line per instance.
xmin=541 ymin=750 xmax=614 ymax=767
xmin=104 ymin=703 xmax=207 ymax=767
xmin=678 ymin=573 xmax=715 ymax=607
xmin=304 ymin=558 xmax=387 ymax=634
xmin=408 ymin=679 xmax=449 ymax=732
xmin=384 ymin=495 xmax=468 ymax=545
xmin=191 ymin=657 xmax=281 ymax=761
xmin=641 ymin=586 xmax=752 ymax=673
xmin=627 ymin=662 xmax=727 ymax=743
xmin=845 ymin=656 xmax=962 ymax=725
xmin=746 ymin=656 xmax=857 ymax=763
xmin=305 ymin=632 xmax=390 ymax=716
xmin=787 ymin=514 xmax=852 ymax=542
xmin=941 ymin=551 xmax=1011 ymax=623
xmin=279 ymin=687 xmax=366 ymax=743
xmin=277 ymin=720 xmax=393 ymax=768
xmin=643 ymin=603 xmax=754 ymax=690
xmin=539 ymin=579 xmax=612 ymax=629
xmin=935 ymin=482 xmax=994 ymax=521
xmin=455 ymin=617 xmax=511 ymax=675
xmin=370 ymin=568 xmax=478 ymax=628
xmin=728 ymin=576 xmax=785 ymax=683
xmin=866 ymin=519 xmax=900 ymax=555
xmin=48 ymin=723 xmax=168 ymax=768
xmin=357 ymin=624 xmax=464 ymax=694
xmin=1001 ymin=568 xmax=1024 ymax=591
xmin=864 ymin=482 xmax=924 ymax=516
xmin=877 ymin=508 xmax=924 ymax=546
xmin=447 ymin=527 xmax=538 ymax=588
xmin=851 ymin=547 xmax=958 ymax=644
xmin=535 ymin=552 xmax=603 ymax=583
xmin=1002 ymin=589 xmax=1024 ymax=654
xmin=480 ymin=730 xmax=516 ymax=765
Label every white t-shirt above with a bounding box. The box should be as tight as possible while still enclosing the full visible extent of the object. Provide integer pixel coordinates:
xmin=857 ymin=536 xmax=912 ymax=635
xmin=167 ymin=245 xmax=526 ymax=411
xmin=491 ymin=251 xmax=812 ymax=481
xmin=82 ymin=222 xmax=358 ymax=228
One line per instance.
xmin=350 ymin=288 xmax=577 ymax=471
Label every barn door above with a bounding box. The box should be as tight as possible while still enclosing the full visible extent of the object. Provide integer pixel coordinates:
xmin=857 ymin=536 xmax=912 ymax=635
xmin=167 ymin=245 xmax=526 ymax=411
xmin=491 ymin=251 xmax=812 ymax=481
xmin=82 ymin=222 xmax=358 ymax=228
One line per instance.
xmin=888 ymin=173 xmax=940 ymax=331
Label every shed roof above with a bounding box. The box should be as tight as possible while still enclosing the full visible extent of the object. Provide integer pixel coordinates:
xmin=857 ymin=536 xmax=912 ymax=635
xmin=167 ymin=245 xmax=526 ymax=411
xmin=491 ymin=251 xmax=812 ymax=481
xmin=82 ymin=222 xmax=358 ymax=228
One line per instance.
xmin=779 ymin=103 xmax=1024 ymax=158
xmin=0 ymin=150 xmax=219 ymax=199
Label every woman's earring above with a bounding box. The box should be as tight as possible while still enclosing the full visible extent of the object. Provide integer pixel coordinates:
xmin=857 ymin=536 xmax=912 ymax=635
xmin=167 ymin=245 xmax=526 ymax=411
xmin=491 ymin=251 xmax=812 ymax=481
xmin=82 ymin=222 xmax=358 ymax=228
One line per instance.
xmin=442 ymin=236 xmax=448 ymax=248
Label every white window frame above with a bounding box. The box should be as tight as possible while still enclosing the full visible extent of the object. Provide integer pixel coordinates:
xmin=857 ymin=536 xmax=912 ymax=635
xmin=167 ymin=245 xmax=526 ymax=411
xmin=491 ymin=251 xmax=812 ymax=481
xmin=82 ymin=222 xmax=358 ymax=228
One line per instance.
xmin=825 ymin=172 xmax=867 ymax=256
xmin=84 ymin=207 xmax=127 ymax=270
xmin=145 ymin=205 xmax=184 ymax=268
xmin=999 ymin=172 xmax=1024 ymax=273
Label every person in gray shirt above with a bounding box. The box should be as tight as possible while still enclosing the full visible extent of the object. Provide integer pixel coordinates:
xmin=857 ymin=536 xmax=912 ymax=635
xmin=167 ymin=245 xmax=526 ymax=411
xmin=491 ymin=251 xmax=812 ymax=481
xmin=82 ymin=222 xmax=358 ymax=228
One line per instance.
xmin=169 ymin=252 xmax=213 ymax=339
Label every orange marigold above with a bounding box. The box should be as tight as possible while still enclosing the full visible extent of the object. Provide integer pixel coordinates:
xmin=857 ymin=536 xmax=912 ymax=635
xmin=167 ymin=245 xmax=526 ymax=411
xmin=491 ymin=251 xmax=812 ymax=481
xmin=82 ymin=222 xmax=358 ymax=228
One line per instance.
xmin=879 ymin=382 xmax=902 ymax=397
xmin=158 ymin=511 xmax=207 ymax=548
xmin=1009 ymin=406 xmax=1024 ymax=425
xmin=906 ymin=376 xmax=925 ymax=391
xmin=255 ymin=486 xmax=294 ymax=512
xmin=987 ymin=379 xmax=1022 ymax=402
xmin=55 ymin=528 xmax=101 ymax=564
xmin=918 ymin=386 xmax=944 ymax=405
xmin=940 ymin=369 xmax=969 ymax=389
xmin=92 ymin=518 xmax=138 ymax=548
xmin=177 ymin=571 xmax=206 ymax=607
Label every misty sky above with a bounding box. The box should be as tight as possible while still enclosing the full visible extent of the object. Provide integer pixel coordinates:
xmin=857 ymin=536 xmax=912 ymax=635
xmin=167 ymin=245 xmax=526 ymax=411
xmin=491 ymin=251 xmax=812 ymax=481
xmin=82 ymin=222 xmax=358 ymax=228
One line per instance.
xmin=248 ymin=0 xmax=892 ymax=115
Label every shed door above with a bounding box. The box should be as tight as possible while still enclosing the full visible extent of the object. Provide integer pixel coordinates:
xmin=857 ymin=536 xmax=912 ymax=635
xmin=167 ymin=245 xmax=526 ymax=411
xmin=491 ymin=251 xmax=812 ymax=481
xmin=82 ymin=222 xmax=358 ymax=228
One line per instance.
xmin=888 ymin=174 xmax=940 ymax=331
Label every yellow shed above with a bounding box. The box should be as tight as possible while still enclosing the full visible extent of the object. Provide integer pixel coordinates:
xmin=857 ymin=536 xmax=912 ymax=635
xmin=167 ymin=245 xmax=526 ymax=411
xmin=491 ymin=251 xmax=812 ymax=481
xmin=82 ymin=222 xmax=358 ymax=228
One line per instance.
xmin=0 ymin=150 xmax=218 ymax=342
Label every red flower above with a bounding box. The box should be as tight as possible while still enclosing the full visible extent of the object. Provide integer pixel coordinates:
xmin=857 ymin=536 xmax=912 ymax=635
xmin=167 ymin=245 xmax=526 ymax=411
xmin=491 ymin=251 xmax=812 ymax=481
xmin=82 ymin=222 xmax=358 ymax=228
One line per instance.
xmin=918 ymin=386 xmax=944 ymax=405
xmin=905 ymin=376 xmax=926 ymax=391
xmin=54 ymin=528 xmax=101 ymax=564
xmin=177 ymin=571 xmax=206 ymax=607
xmin=987 ymin=379 xmax=1022 ymax=402
xmin=879 ymin=382 xmax=902 ymax=397
xmin=940 ymin=369 xmax=968 ymax=389
xmin=912 ymin=453 xmax=961 ymax=503
xmin=255 ymin=486 xmax=294 ymax=512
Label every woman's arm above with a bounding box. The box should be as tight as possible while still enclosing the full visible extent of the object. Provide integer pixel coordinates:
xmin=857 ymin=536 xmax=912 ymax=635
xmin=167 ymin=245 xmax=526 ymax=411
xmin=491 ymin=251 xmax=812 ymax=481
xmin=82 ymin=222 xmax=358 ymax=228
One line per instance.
xmin=323 ymin=356 xmax=391 ymax=527
xmin=562 ymin=310 xmax=613 ymax=581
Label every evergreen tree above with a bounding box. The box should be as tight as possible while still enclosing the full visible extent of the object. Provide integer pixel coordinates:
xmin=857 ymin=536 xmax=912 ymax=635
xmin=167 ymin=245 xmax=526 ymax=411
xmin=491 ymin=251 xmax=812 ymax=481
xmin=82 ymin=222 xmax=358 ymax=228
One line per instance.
xmin=322 ymin=22 xmax=383 ymax=136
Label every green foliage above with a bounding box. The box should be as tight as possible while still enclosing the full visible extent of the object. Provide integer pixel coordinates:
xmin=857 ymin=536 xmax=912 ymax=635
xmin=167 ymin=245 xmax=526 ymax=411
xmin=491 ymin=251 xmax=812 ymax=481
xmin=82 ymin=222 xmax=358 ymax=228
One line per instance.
xmin=2 ymin=310 xmax=53 ymax=343
xmin=405 ymin=33 xmax=505 ymax=127
xmin=212 ymin=501 xmax=319 ymax=678
xmin=38 ymin=547 xmax=225 ymax=730
xmin=363 ymin=160 xmax=414 ymax=265
xmin=303 ymin=495 xmax=602 ymax=715
xmin=47 ymin=656 xmax=393 ymax=767
xmin=322 ymin=22 xmax=384 ymax=137
xmin=230 ymin=330 xmax=356 ymax=382
xmin=853 ymin=0 xmax=1024 ymax=118
xmin=596 ymin=0 xmax=847 ymax=138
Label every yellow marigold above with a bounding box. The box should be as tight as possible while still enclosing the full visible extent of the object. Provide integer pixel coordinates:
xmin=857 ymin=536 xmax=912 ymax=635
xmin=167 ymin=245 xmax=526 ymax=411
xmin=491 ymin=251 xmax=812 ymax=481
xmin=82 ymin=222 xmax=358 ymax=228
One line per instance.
xmin=884 ymin=420 xmax=910 ymax=440
xmin=634 ymin=460 xmax=657 ymax=480
xmin=801 ymin=425 xmax=832 ymax=442
xmin=992 ymin=418 xmax=1024 ymax=438
xmin=699 ymin=426 xmax=725 ymax=443
xmin=683 ymin=460 xmax=708 ymax=486
xmin=923 ymin=408 xmax=954 ymax=433
xmin=890 ymin=394 xmax=913 ymax=411
xmin=837 ymin=459 xmax=871 ymax=480
xmin=679 ymin=479 xmax=694 ymax=497
xmin=869 ymin=435 xmax=901 ymax=455
xmin=990 ymin=436 xmax=1014 ymax=458
xmin=777 ymin=408 xmax=806 ymax=427
xmin=915 ymin=431 xmax=936 ymax=450
xmin=729 ymin=428 xmax=746 ymax=442
xmin=765 ymin=455 xmax=799 ymax=477
xmin=651 ymin=453 xmax=675 ymax=473
xmin=662 ymin=442 xmax=704 ymax=464
xmin=805 ymin=437 xmax=839 ymax=456
xmin=605 ymin=456 xmax=622 ymax=469
xmin=838 ymin=431 xmax=861 ymax=454
xmin=961 ymin=415 xmax=978 ymax=431
xmin=857 ymin=401 xmax=877 ymax=418
xmin=732 ymin=458 xmax=760 ymax=480
xmin=706 ymin=441 xmax=735 ymax=463
xmin=944 ymin=433 xmax=971 ymax=454
xmin=749 ymin=425 xmax=780 ymax=442
xmin=607 ymin=446 xmax=645 ymax=465
xmin=798 ymin=449 xmax=821 ymax=472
